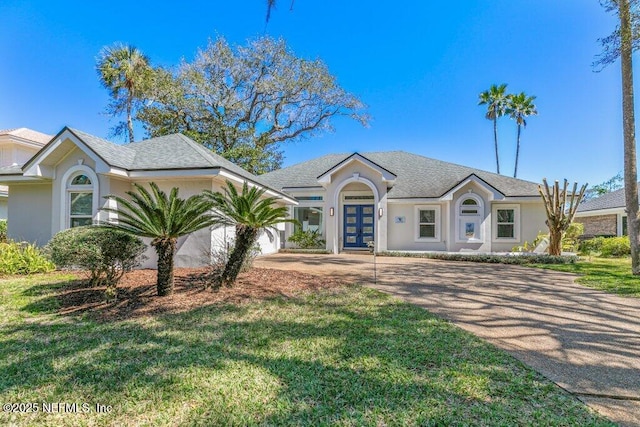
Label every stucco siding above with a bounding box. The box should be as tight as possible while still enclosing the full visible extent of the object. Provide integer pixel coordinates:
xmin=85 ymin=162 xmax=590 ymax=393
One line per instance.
xmin=8 ymin=183 xmax=53 ymax=245
xmin=491 ymin=202 xmax=547 ymax=252
xmin=387 ymin=203 xmax=448 ymax=251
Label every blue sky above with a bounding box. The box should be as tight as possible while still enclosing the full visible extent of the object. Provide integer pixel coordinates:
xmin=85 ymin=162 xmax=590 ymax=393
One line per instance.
xmin=0 ymin=1 xmax=627 ymax=185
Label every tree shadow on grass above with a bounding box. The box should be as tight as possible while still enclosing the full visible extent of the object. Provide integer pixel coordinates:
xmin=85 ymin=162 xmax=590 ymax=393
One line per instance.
xmin=0 ymin=287 xmax=613 ymax=426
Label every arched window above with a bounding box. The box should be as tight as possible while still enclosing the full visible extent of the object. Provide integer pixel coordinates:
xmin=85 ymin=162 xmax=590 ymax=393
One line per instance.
xmin=460 ymin=198 xmax=480 ymax=215
xmin=68 ymin=173 xmax=93 ymax=227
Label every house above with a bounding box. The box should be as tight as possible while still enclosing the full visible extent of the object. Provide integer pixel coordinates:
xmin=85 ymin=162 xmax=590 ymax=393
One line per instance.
xmin=0 ymin=128 xmax=51 ymax=218
xmin=574 ymin=187 xmax=633 ymax=237
xmin=0 ymin=127 xmax=296 ymax=268
xmin=259 ymin=152 xmax=548 ymax=253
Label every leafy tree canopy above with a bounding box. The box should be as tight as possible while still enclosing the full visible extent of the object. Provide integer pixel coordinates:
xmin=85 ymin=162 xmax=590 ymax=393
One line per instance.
xmin=135 ymin=36 xmax=368 ymax=174
xmin=583 ymin=172 xmax=624 ymax=201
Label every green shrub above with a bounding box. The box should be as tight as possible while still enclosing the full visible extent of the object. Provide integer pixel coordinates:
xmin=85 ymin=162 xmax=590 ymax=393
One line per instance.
xmin=562 ymin=222 xmax=584 ymax=252
xmin=600 ymin=236 xmax=631 ymax=257
xmin=288 ymin=229 xmax=325 ymax=249
xmin=0 ymin=219 xmax=7 ymax=243
xmin=579 ymin=236 xmax=606 ymax=255
xmin=379 ymin=251 xmax=577 ymax=265
xmin=0 ymin=241 xmax=55 ymax=275
xmin=45 ymin=226 xmax=147 ymax=292
xmin=579 ymin=236 xmax=630 ymax=257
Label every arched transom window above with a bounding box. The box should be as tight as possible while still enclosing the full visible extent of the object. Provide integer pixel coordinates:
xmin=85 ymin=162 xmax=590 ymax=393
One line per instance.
xmin=67 ymin=173 xmax=94 ymax=227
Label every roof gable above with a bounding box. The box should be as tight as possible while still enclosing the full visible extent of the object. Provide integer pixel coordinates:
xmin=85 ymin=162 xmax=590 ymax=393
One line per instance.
xmin=316 ymin=152 xmax=397 ymax=184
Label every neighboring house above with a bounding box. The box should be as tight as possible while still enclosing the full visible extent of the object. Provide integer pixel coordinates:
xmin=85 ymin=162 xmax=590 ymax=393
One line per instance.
xmin=575 ymin=187 xmax=634 ymax=237
xmin=0 ymin=128 xmax=51 ymax=218
xmin=259 ymin=151 xmax=548 ymax=253
xmin=0 ymin=127 xmax=296 ymax=268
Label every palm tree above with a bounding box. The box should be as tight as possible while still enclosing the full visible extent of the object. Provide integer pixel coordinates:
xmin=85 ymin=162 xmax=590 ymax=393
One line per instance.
xmin=507 ymin=92 xmax=538 ymax=178
xmin=97 ymin=43 xmax=150 ymax=143
xmin=102 ymin=183 xmax=217 ymax=296
xmin=204 ymin=180 xmax=295 ymax=287
xmin=478 ymin=84 xmax=509 ymax=174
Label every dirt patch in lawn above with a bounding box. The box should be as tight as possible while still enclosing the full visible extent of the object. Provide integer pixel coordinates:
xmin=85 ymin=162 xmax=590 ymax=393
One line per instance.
xmin=56 ymin=267 xmax=346 ymax=322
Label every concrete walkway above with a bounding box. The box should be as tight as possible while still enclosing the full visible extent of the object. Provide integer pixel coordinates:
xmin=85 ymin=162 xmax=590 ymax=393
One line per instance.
xmin=255 ymin=253 xmax=640 ymax=426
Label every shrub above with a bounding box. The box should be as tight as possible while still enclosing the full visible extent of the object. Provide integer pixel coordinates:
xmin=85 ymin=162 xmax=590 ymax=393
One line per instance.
xmin=46 ymin=226 xmax=147 ymax=292
xmin=378 ymin=251 xmax=577 ymax=265
xmin=288 ymin=229 xmax=325 ymax=249
xmin=562 ymin=222 xmax=584 ymax=253
xmin=600 ymin=236 xmax=631 ymax=257
xmin=0 ymin=219 xmax=7 ymax=243
xmin=0 ymin=241 xmax=55 ymax=275
xmin=579 ymin=236 xmax=630 ymax=257
xmin=579 ymin=236 xmax=606 ymax=255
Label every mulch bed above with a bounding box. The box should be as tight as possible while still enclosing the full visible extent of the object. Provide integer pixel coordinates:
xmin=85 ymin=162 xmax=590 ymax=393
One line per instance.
xmin=56 ymin=267 xmax=346 ymax=322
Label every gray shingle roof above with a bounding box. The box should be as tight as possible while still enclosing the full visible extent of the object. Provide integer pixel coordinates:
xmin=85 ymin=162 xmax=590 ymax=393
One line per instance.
xmin=3 ymin=127 xmax=287 ymax=198
xmin=577 ymin=187 xmax=629 ymax=212
xmin=259 ymin=151 xmax=541 ymax=199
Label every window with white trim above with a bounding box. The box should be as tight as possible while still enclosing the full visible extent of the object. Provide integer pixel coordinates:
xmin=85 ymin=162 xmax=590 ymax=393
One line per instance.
xmin=492 ymin=205 xmax=520 ymax=241
xmin=415 ymin=205 xmax=441 ymax=241
xmin=455 ymin=194 xmax=484 ymax=243
xmin=68 ymin=173 xmax=94 ymax=227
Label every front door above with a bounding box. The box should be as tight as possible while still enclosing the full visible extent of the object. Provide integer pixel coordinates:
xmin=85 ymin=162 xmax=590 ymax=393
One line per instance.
xmin=344 ymin=204 xmax=375 ymax=248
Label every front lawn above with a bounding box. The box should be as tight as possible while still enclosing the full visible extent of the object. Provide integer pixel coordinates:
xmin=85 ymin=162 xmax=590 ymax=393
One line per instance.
xmin=532 ymin=256 xmax=640 ymax=297
xmin=0 ymin=273 xmax=612 ymax=426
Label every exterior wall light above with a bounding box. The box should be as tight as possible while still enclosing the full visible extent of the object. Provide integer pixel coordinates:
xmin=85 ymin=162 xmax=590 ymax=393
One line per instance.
xmin=378 ymin=207 xmax=383 ymax=218
xmin=329 ymin=207 xmax=335 ymax=216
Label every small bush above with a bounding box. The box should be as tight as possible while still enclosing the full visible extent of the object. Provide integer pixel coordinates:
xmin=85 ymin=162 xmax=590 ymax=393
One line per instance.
xmin=379 ymin=251 xmax=577 ymax=265
xmin=600 ymin=236 xmax=631 ymax=257
xmin=579 ymin=236 xmax=606 ymax=255
xmin=288 ymin=229 xmax=325 ymax=249
xmin=0 ymin=219 xmax=7 ymax=243
xmin=579 ymin=236 xmax=630 ymax=257
xmin=45 ymin=226 xmax=146 ymax=292
xmin=562 ymin=222 xmax=584 ymax=252
xmin=0 ymin=241 xmax=55 ymax=275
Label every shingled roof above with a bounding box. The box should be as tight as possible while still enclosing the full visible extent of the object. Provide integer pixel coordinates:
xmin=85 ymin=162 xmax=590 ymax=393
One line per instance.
xmin=3 ymin=127 xmax=288 ymax=198
xmin=0 ymin=128 xmax=51 ymax=145
xmin=259 ymin=151 xmax=541 ymax=199
xmin=577 ymin=187 xmax=632 ymax=212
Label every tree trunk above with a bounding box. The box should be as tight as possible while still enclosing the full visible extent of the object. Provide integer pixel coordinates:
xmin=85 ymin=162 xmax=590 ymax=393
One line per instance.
xmin=514 ymin=124 xmax=521 ymax=178
xmin=154 ymin=238 xmax=176 ymax=296
xmin=548 ymin=226 xmax=563 ymax=256
xmin=493 ymin=117 xmax=500 ymax=174
xmin=620 ymin=0 xmax=640 ymax=274
xmin=127 ymin=96 xmax=135 ymax=143
xmin=221 ymin=225 xmax=258 ymax=287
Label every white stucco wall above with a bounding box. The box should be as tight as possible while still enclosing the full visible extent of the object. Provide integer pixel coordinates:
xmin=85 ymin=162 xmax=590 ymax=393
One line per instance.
xmin=491 ymin=201 xmax=547 ymax=252
xmin=0 ymin=198 xmax=7 ymax=219
xmin=7 ymin=183 xmax=53 ymax=245
xmin=387 ymin=202 xmax=449 ymax=251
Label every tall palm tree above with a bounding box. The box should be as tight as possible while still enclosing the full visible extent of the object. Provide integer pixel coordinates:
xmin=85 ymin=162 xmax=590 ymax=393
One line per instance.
xmin=478 ymin=84 xmax=509 ymax=174
xmin=97 ymin=43 xmax=150 ymax=143
xmin=507 ymin=92 xmax=538 ymax=178
xmin=102 ymin=183 xmax=217 ymax=296
xmin=204 ymin=180 xmax=295 ymax=287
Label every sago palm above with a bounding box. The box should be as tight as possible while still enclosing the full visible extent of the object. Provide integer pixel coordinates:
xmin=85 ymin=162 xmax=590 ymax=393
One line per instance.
xmin=204 ymin=180 xmax=295 ymax=287
xmin=97 ymin=43 xmax=150 ymax=142
xmin=478 ymin=83 xmax=509 ymax=174
xmin=507 ymin=92 xmax=538 ymax=178
xmin=102 ymin=183 xmax=217 ymax=296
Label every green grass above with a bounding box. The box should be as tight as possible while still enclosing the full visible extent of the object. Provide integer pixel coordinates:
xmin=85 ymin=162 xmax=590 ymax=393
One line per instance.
xmin=532 ymin=256 xmax=640 ymax=297
xmin=0 ymin=274 xmax=613 ymax=426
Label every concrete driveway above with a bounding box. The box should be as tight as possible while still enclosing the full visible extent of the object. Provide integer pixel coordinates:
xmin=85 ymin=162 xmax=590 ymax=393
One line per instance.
xmin=255 ymin=253 xmax=640 ymax=426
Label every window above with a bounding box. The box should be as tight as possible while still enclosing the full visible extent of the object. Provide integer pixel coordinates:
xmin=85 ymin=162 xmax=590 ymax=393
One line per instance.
xmin=415 ymin=205 xmax=441 ymax=241
xmin=492 ymin=205 xmax=520 ymax=241
xmin=65 ymin=170 xmax=97 ymax=228
xmin=294 ymin=206 xmax=323 ymax=233
xmin=455 ymin=194 xmax=484 ymax=242
xmin=295 ymin=196 xmax=323 ymax=201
